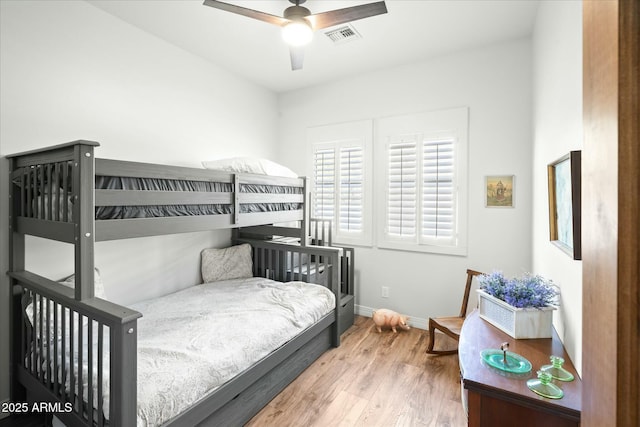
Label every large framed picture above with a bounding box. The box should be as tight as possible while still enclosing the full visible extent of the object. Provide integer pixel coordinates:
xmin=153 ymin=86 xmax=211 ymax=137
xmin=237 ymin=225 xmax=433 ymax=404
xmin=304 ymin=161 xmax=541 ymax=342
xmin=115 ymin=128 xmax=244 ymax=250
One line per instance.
xmin=547 ymin=151 xmax=581 ymax=260
xmin=485 ymin=175 xmax=514 ymax=208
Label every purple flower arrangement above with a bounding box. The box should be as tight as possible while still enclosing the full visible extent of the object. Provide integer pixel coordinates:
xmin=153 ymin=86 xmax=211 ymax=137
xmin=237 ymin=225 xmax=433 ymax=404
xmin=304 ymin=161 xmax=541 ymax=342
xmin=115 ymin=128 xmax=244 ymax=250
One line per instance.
xmin=478 ymin=271 xmax=559 ymax=309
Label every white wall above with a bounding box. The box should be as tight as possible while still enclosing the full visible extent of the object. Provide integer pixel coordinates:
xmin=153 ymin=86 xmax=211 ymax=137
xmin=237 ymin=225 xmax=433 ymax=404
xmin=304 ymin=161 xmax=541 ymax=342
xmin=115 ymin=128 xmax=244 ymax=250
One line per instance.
xmin=0 ymin=1 xmax=278 ymax=167
xmin=532 ymin=1 xmax=583 ymax=375
xmin=0 ymin=0 xmax=279 ymax=300
xmin=277 ymin=39 xmax=533 ymax=328
xmin=0 ymin=0 xmax=278 ymax=408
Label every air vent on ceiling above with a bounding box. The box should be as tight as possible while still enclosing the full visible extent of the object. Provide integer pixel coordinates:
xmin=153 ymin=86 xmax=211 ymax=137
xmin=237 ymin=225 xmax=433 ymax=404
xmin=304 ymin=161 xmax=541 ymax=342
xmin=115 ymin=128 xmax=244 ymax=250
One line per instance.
xmin=324 ymin=24 xmax=362 ymax=44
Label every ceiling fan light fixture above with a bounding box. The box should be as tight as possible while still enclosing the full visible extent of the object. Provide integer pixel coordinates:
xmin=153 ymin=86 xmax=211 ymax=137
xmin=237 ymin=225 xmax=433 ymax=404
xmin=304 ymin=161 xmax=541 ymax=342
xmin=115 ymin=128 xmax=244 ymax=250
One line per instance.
xmin=203 ymin=0 xmax=388 ymax=70
xmin=282 ymin=20 xmax=313 ymax=46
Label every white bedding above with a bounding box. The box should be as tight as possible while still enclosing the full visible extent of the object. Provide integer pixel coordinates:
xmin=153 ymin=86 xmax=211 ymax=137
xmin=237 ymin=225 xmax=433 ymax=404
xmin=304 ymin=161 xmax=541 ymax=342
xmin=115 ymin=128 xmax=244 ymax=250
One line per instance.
xmin=55 ymin=277 xmax=335 ymax=426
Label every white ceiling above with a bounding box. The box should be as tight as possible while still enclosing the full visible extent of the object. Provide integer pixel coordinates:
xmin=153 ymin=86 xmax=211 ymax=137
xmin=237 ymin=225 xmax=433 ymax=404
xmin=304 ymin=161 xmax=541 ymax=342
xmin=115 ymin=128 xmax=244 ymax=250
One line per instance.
xmin=87 ymin=0 xmax=540 ymax=93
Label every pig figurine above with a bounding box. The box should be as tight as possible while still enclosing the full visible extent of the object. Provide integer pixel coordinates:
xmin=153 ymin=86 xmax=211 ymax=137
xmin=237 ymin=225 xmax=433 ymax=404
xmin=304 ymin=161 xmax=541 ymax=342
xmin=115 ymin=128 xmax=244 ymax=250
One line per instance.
xmin=372 ymin=308 xmax=410 ymax=333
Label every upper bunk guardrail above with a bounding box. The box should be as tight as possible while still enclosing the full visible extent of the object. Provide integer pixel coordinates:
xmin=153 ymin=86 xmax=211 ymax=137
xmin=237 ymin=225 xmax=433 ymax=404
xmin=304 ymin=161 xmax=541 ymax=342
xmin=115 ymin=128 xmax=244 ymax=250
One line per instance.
xmin=9 ymin=141 xmax=98 ymax=242
xmin=7 ymin=140 xmax=308 ymax=243
xmin=9 ymin=141 xmax=97 ymax=300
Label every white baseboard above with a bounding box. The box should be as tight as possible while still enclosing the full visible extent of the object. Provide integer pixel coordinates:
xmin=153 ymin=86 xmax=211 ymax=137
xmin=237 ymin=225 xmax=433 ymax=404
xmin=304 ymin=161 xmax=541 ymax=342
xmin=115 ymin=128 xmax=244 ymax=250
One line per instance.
xmin=355 ymin=304 xmax=428 ymax=330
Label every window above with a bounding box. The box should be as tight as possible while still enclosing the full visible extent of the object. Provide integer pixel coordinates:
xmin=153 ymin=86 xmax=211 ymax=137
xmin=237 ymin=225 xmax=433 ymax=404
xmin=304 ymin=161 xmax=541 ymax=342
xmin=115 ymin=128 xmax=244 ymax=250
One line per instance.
xmin=308 ymin=120 xmax=372 ymax=246
xmin=386 ymin=136 xmax=456 ymax=243
xmin=378 ymin=108 xmax=468 ymax=255
xmin=307 ymin=110 xmax=466 ymax=253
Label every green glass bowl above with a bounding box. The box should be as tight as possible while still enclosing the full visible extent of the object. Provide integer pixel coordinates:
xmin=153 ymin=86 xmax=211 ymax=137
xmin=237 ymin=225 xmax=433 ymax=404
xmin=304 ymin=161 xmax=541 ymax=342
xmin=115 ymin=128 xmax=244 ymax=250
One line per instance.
xmin=480 ymin=349 xmax=533 ymax=374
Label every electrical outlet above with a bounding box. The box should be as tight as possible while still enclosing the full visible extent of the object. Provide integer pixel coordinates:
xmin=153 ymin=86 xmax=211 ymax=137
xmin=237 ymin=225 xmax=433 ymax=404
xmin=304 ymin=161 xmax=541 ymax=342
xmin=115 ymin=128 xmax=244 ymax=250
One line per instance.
xmin=381 ymin=286 xmax=389 ymax=298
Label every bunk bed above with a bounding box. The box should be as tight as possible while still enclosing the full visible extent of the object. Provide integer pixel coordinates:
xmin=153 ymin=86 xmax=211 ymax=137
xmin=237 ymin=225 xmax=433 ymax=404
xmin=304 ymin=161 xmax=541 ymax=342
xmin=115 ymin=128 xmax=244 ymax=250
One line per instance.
xmin=7 ymin=140 xmax=354 ymax=426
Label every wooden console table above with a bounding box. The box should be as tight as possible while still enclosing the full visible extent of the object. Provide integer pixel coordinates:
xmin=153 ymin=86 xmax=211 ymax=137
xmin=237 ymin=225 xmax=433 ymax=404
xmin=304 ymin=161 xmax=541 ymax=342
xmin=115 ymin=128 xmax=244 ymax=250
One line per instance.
xmin=459 ymin=310 xmax=582 ymax=426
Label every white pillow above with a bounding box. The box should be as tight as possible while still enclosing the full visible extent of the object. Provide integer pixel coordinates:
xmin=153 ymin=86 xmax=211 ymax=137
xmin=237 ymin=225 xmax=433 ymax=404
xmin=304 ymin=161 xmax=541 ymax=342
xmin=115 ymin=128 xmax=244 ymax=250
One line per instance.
xmin=201 ymin=244 xmax=253 ymax=283
xmin=202 ymin=157 xmax=298 ymax=178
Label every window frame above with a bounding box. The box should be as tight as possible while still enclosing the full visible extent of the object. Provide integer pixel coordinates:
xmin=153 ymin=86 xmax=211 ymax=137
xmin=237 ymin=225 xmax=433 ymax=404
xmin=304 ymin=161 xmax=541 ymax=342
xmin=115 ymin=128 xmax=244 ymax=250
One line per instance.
xmin=307 ymin=120 xmax=373 ymax=247
xmin=376 ymin=108 xmax=469 ymax=256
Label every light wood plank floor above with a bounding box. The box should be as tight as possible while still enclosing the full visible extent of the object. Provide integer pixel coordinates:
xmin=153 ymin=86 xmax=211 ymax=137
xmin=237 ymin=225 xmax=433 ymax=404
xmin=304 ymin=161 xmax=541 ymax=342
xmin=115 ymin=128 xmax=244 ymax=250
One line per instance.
xmin=246 ymin=316 xmax=467 ymax=427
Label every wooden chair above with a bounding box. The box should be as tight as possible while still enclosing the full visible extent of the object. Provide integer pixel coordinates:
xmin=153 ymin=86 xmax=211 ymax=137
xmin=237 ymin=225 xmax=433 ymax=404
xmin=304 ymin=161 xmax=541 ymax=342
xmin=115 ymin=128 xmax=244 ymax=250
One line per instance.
xmin=426 ymin=269 xmax=483 ymax=355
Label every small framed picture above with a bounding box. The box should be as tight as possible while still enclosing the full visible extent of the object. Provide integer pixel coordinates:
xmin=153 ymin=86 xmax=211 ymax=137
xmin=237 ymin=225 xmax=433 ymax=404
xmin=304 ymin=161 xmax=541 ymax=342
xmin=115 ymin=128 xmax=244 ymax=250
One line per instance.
xmin=485 ymin=175 xmax=515 ymax=208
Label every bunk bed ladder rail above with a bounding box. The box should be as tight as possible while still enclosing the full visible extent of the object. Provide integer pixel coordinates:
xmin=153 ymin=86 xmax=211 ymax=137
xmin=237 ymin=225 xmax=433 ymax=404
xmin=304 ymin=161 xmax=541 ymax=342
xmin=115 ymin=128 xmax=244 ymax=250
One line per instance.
xmin=9 ymin=140 xmax=98 ymax=300
xmin=9 ymin=272 xmax=142 ymax=427
xmin=309 ymin=218 xmax=332 ymax=247
xmin=245 ymin=240 xmax=343 ymax=347
xmin=308 ymin=218 xmax=355 ymax=329
xmin=8 ymin=141 xmax=141 ymax=426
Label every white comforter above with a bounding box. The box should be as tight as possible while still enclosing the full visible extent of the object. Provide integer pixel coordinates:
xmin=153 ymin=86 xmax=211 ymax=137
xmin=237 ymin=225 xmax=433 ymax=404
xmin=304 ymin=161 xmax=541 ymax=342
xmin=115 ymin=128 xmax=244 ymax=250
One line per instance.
xmin=70 ymin=277 xmax=334 ymax=426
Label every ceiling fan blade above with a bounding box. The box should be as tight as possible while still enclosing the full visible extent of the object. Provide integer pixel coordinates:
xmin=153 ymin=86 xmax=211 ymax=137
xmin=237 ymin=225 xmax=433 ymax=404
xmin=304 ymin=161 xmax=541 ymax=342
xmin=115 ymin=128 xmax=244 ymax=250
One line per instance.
xmin=202 ymin=0 xmax=289 ymax=26
xmin=307 ymin=1 xmax=387 ymax=30
xmin=290 ymin=47 xmax=304 ymax=71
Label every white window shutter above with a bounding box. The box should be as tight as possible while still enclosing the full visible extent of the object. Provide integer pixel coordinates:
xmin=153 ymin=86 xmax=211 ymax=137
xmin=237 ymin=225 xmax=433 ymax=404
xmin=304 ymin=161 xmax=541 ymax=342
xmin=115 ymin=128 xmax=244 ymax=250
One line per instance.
xmin=377 ymin=107 xmax=467 ymax=255
xmin=339 ymin=147 xmax=363 ymax=232
xmin=422 ymin=139 xmax=455 ymax=241
xmin=387 ymin=142 xmax=417 ymax=238
xmin=313 ymin=147 xmax=335 ymax=220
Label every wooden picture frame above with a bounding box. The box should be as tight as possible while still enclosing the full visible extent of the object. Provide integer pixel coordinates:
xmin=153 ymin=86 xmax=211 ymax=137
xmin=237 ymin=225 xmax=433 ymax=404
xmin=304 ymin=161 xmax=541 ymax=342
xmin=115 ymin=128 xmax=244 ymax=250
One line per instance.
xmin=485 ymin=175 xmax=514 ymax=208
xmin=547 ymin=151 xmax=581 ymax=260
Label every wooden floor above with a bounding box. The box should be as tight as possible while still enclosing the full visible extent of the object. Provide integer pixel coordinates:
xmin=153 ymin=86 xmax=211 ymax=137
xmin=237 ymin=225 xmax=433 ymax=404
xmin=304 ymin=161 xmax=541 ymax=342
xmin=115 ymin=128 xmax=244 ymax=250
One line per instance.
xmin=0 ymin=316 xmax=466 ymax=427
xmin=246 ymin=315 xmax=467 ymax=427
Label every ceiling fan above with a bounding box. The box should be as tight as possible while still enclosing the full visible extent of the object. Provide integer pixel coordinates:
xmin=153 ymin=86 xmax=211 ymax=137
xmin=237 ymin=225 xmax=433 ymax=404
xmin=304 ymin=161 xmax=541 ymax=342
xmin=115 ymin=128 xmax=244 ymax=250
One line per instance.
xmin=202 ymin=0 xmax=388 ymax=71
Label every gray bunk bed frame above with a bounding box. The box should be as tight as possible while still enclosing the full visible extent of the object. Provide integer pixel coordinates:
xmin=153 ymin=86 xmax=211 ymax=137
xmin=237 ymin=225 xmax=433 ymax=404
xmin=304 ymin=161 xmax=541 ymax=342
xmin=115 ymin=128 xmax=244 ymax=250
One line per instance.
xmin=7 ymin=140 xmax=347 ymax=427
xmin=235 ymin=217 xmax=355 ymax=337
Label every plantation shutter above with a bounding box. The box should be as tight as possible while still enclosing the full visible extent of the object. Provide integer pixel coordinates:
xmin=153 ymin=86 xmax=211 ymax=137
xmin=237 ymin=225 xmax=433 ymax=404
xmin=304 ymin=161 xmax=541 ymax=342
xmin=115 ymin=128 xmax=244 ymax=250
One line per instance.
xmin=422 ymin=139 xmax=455 ymax=241
xmin=339 ymin=147 xmax=363 ymax=232
xmin=313 ymin=147 xmax=335 ymax=220
xmin=377 ymin=108 xmax=467 ymax=254
xmin=387 ymin=141 xmax=417 ymax=237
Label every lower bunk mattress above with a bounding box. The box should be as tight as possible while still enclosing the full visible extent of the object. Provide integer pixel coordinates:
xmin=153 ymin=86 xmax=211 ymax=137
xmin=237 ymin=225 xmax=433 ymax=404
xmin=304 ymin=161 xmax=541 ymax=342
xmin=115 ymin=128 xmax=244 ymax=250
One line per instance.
xmin=44 ymin=277 xmax=335 ymax=426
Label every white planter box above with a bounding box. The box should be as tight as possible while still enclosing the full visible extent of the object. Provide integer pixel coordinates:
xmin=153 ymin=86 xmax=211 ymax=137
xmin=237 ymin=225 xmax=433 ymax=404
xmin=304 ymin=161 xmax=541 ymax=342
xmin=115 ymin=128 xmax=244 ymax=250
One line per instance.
xmin=476 ymin=290 xmax=556 ymax=339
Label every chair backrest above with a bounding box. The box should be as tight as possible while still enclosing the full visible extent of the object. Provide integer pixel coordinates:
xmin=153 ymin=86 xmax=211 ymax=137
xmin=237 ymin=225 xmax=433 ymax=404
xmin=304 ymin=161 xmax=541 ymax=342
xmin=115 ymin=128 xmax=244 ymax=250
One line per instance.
xmin=459 ymin=269 xmax=484 ymax=318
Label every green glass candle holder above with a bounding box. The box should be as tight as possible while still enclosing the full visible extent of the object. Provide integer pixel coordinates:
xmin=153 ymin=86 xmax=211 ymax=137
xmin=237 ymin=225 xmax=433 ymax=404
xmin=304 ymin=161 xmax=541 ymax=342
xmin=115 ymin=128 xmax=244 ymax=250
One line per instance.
xmin=527 ymin=370 xmax=564 ymax=399
xmin=541 ymin=355 xmax=575 ymax=382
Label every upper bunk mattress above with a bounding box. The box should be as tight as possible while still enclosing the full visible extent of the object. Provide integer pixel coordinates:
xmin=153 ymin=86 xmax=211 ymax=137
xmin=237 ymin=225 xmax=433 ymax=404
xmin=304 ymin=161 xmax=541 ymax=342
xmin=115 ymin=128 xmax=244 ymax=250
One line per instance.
xmin=95 ymin=176 xmax=303 ymax=219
